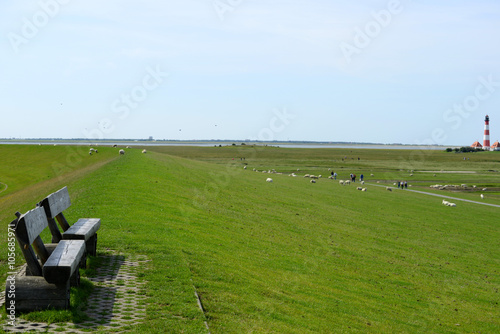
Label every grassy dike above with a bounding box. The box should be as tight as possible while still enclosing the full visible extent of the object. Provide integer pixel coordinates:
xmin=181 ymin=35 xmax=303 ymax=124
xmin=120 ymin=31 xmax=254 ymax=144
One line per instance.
xmin=1 ymin=145 xmax=499 ymax=333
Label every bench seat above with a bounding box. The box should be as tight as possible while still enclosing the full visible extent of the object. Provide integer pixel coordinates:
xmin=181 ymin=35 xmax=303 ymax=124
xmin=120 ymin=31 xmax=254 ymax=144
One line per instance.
xmin=62 ymin=218 xmax=101 ymax=241
xmin=43 ymin=239 xmax=86 ymax=285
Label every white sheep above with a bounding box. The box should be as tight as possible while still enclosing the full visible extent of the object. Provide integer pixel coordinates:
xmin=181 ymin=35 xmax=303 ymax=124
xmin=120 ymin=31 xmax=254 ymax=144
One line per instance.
xmin=243 ymin=166 xmax=247 ymax=169
xmin=480 ymin=194 xmax=484 ymax=199
xmin=344 ymin=180 xmax=350 ymax=185
xmin=370 ymin=173 xmax=374 ymax=177
xmin=386 ymin=187 xmax=392 ymax=191
xmin=339 ymin=180 xmax=344 ymax=185
xmin=442 ymin=199 xmax=449 ymax=206
xmin=142 ymin=149 xmax=147 ymax=154
xmin=119 ymin=149 xmax=125 ymax=155
xmin=360 ymin=181 xmax=364 ymax=185
xmin=362 ymin=188 xmax=367 ymax=191
xmin=448 ymin=202 xmax=456 ymax=207
xmin=266 ymin=178 xmax=273 ymax=182
xmin=310 ymin=179 xmax=316 ymax=183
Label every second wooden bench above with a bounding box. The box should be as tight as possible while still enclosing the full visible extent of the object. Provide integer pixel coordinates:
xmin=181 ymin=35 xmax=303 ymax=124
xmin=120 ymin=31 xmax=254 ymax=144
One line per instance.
xmin=38 ymin=186 xmax=101 ymax=257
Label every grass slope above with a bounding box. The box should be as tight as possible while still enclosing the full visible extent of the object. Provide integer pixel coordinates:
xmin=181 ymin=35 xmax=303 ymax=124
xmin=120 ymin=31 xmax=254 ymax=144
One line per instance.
xmin=1 ymin=145 xmax=499 ymax=333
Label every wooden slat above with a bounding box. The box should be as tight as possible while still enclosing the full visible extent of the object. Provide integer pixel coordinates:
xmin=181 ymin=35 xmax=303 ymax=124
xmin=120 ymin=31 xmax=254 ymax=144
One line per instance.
xmin=32 ymin=236 xmax=50 ymax=264
xmin=16 ymin=207 xmax=48 ymax=245
xmin=43 ymin=240 xmax=85 ymax=285
xmin=43 ymin=186 xmax=71 ymax=219
xmin=47 ymin=217 xmax=63 ymax=242
xmin=62 ymin=218 xmax=101 ymax=241
xmin=55 ymin=212 xmax=71 ymax=231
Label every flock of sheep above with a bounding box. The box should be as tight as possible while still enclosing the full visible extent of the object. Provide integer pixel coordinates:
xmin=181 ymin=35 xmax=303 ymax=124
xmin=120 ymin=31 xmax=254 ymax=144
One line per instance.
xmin=256 ymin=167 xmax=492 ymax=207
xmin=88 ymin=145 xmax=148 ymax=155
xmin=430 ymin=184 xmax=486 ymax=200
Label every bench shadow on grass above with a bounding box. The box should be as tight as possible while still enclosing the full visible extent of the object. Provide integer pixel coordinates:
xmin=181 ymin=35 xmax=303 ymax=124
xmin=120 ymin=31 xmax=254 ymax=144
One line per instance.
xmin=20 ymin=254 xmax=127 ymax=330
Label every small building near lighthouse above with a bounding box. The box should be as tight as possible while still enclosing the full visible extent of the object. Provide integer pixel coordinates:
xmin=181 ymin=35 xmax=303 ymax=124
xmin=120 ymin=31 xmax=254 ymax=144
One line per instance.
xmin=471 ymin=141 xmax=483 ymax=149
xmin=492 ymin=140 xmax=500 ymax=151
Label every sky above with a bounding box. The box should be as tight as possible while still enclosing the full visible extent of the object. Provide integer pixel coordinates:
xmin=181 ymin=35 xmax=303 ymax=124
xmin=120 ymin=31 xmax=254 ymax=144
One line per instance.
xmin=1 ymin=0 xmax=499 ymax=145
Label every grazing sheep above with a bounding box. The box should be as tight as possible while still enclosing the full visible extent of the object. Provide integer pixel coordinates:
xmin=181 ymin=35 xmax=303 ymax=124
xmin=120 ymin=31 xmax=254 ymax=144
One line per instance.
xmin=480 ymin=194 xmax=484 ymax=199
xmin=113 ymin=144 xmax=118 ymax=148
xmin=266 ymin=178 xmax=273 ymax=182
xmin=344 ymin=180 xmax=351 ymax=185
xmin=448 ymin=202 xmax=456 ymax=207
xmin=339 ymin=180 xmax=344 ymax=185
xmin=119 ymin=149 xmax=125 ymax=155
xmin=318 ymin=175 xmax=322 ymax=178
xmin=361 ymin=188 xmax=367 ymax=191
xmin=482 ymin=188 xmax=488 ymax=191
xmin=410 ymin=174 xmax=413 ymax=176
xmin=386 ymin=187 xmax=392 ymax=191
xmin=442 ymin=199 xmax=449 ymax=206
xmin=243 ymin=166 xmax=247 ymax=169
xmin=310 ymin=179 xmax=316 ymax=183
xmin=360 ymin=181 xmax=364 ymax=184
xmin=370 ymin=173 xmax=374 ymax=177
xmin=142 ymin=149 xmax=147 ymax=154
xmin=357 ymin=187 xmax=363 ymax=190
xmin=304 ymin=174 xmax=310 ymax=178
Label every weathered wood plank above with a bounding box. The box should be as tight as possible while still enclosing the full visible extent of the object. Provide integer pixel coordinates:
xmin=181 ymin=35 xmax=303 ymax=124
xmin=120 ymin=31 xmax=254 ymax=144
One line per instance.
xmin=47 ymin=217 xmax=63 ymax=242
xmin=16 ymin=207 xmax=48 ymax=245
xmin=32 ymin=236 xmax=50 ymax=265
xmin=55 ymin=212 xmax=71 ymax=231
xmin=43 ymin=186 xmax=71 ymax=219
xmin=6 ymin=275 xmax=70 ymax=312
xmin=43 ymin=240 xmax=85 ymax=285
xmin=62 ymin=218 xmax=101 ymax=241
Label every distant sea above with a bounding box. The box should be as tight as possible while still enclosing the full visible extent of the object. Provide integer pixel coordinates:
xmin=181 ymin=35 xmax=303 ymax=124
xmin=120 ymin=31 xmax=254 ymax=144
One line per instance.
xmin=0 ymin=140 xmax=453 ymax=150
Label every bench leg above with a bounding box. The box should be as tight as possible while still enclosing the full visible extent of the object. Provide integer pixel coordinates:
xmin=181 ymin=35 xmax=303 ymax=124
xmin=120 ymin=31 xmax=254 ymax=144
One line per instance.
xmin=70 ymin=269 xmax=80 ymax=287
xmin=79 ymin=252 xmax=88 ymax=269
xmin=5 ymin=275 xmax=70 ymax=312
xmin=85 ymin=234 xmax=98 ymax=257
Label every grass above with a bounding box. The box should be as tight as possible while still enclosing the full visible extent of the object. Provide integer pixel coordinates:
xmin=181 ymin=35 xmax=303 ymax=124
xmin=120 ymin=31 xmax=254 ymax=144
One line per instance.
xmin=0 ymin=145 xmax=499 ymax=333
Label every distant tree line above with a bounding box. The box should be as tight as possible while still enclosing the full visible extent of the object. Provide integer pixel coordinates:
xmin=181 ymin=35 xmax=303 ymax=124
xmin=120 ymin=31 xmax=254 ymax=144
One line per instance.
xmin=445 ymin=147 xmax=484 ymax=153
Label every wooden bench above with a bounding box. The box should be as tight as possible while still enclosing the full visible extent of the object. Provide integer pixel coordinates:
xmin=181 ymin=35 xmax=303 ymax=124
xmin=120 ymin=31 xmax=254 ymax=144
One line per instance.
xmin=6 ymin=207 xmax=86 ymax=312
xmin=38 ymin=186 xmax=100 ymax=257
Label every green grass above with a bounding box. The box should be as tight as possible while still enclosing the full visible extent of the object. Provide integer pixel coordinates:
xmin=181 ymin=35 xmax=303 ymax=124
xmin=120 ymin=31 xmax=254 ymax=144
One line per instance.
xmin=1 ymin=145 xmax=499 ymax=333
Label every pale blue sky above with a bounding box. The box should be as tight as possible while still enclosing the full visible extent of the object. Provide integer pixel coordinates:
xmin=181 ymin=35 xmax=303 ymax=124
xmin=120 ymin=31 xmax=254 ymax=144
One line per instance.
xmin=1 ymin=0 xmax=499 ymax=145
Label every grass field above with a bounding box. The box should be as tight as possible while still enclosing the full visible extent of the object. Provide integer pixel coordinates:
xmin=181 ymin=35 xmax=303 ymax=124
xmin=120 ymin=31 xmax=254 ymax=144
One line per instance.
xmin=0 ymin=144 xmax=499 ymax=333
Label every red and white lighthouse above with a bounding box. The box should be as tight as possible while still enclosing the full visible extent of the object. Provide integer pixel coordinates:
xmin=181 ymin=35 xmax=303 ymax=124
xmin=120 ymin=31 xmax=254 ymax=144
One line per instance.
xmin=483 ymin=115 xmax=490 ymax=151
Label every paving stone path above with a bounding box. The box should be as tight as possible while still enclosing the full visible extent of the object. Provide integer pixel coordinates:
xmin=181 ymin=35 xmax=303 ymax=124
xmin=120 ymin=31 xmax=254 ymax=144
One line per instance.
xmin=2 ymin=253 xmax=149 ymax=333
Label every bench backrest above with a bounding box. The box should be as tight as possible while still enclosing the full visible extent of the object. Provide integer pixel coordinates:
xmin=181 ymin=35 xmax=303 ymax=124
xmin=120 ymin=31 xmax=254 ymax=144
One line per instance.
xmin=42 ymin=186 xmax=71 ymax=219
xmin=14 ymin=206 xmax=51 ymax=276
xmin=39 ymin=186 xmax=72 ymax=241
xmin=16 ymin=206 xmax=49 ymax=245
